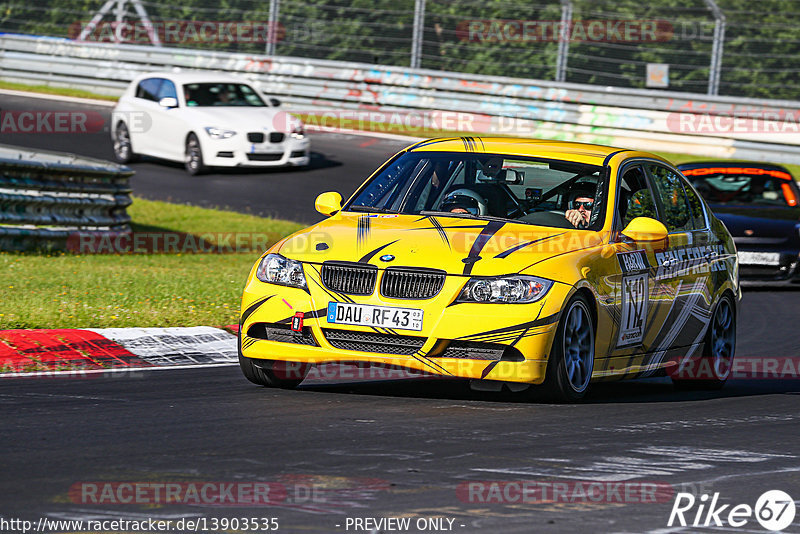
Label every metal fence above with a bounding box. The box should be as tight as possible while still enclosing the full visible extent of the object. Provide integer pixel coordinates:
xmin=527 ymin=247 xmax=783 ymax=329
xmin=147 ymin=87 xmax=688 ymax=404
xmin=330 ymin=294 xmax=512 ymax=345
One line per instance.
xmin=1 ymin=0 xmax=799 ymax=100
xmin=0 ymin=144 xmax=133 ymax=251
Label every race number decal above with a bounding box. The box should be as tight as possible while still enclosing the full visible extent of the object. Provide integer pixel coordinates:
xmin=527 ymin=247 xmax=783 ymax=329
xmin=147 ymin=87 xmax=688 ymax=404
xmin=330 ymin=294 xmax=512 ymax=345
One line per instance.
xmin=618 ymin=272 xmax=648 ymax=347
xmin=617 ymin=250 xmax=649 ymax=273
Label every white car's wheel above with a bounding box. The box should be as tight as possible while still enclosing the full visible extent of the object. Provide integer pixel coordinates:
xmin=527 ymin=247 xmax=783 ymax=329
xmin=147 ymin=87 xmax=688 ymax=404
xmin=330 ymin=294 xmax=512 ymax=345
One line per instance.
xmin=113 ymin=122 xmax=138 ymax=164
xmin=184 ymin=133 xmax=207 ymax=175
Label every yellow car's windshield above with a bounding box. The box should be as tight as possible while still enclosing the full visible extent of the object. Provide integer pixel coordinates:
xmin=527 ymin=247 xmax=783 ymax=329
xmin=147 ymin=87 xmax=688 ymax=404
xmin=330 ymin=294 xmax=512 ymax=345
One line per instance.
xmin=346 ymin=151 xmax=607 ymax=230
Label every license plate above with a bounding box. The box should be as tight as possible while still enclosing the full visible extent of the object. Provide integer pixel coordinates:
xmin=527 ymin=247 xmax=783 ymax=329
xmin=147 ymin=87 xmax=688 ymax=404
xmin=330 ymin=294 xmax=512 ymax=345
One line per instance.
xmin=326 ymin=302 xmax=423 ymax=331
xmin=738 ymin=251 xmax=780 ymax=265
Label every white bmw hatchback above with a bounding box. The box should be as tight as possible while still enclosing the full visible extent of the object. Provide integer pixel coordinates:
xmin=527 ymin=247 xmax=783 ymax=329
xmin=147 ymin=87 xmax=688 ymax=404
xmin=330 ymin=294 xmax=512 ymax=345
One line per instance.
xmin=111 ymin=72 xmax=310 ymax=174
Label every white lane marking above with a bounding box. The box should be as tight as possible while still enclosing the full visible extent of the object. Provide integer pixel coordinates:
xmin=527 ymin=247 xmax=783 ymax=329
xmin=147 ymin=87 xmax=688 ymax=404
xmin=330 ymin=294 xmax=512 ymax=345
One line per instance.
xmin=0 ymin=362 xmax=238 ymax=379
xmin=593 ymin=414 xmax=798 ymax=434
xmin=0 ymin=392 xmax=128 ymax=401
xmin=472 ymin=447 xmax=795 ymax=482
xmin=639 ymin=445 xmax=795 ymax=461
xmin=669 ymin=464 xmax=800 ymax=488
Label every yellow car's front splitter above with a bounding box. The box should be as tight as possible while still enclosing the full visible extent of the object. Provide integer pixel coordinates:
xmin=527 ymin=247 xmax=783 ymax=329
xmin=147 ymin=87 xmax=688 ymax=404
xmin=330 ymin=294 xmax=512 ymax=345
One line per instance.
xmin=240 ymin=337 xmax=550 ymax=383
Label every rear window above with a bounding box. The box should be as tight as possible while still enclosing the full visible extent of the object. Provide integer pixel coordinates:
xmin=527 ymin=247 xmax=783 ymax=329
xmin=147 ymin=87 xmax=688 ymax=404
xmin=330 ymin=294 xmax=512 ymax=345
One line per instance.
xmin=683 ymin=168 xmax=799 ymax=207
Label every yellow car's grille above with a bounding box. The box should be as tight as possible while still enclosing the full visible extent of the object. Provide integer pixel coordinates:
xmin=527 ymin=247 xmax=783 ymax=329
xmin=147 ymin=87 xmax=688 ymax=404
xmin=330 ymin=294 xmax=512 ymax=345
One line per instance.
xmin=322 ymin=329 xmax=425 ymax=355
xmin=321 ymin=262 xmax=377 ymax=295
xmin=380 ymin=268 xmax=446 ymax=300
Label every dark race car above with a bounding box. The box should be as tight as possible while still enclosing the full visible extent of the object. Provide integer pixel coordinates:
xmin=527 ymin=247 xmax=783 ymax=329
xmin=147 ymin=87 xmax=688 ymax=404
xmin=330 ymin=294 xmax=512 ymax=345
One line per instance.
xmin=678 ymin=162 xmax=800 ymax=284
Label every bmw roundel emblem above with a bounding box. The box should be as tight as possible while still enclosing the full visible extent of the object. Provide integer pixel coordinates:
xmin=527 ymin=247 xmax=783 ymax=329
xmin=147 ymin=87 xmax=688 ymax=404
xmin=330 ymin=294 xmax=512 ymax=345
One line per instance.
xmin=380 ymin=254 xmax=395 ymax=262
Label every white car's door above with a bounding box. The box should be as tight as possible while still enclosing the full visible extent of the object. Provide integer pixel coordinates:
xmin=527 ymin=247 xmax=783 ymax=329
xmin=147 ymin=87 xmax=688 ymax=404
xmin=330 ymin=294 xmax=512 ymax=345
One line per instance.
xmin=146 ymin=79 xmax=189 ymax=162
xmin=126 ymin=78 xmax=163 ymax=156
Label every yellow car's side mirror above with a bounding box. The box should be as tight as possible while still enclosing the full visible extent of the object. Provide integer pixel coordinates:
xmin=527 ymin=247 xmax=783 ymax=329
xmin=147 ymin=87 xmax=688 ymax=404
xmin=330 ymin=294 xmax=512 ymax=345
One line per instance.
xmin=621 ymin=217 xmax=669 ymax=242
xmin=315 ymin=191 xmax=343 ymax=216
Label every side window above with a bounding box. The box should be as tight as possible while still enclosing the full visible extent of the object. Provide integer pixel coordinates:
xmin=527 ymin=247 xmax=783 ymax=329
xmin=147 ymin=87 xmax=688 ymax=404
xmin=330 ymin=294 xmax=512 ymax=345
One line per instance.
xmin=681 ymin=178 xmax=707 ymax=229
xmin=156 ymin=79 xmax=178 ymax=102
xmin=618 ymin=165 xmax=658 ymax=228
xmin=135 ymin=78 xmax=161 ymax=102
xmin=647 ymin=164 xmax=693 ymax=232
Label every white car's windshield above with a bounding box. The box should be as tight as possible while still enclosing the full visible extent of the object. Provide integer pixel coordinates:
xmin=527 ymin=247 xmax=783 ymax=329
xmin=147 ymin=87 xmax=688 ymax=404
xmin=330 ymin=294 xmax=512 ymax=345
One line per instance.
xmin=346 ymin=151 xmax=608 ymax=230
xmin=184 ymin=83 xmax=267 ymax=107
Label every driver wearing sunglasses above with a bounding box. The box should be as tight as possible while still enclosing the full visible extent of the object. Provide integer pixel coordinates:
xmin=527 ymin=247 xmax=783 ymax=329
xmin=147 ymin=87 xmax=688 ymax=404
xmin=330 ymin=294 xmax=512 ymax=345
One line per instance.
xmin=565 ymin=188 xmax=595 ymax=228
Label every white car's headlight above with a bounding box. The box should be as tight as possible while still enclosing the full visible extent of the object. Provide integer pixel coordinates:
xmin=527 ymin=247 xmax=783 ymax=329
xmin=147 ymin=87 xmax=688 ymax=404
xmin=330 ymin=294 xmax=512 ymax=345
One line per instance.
xmin=291 ymin=123 xmax=305 ymax=139
xmin=204 ymin=127 xmax=237 ymax=139
xmin=256 ymin=253 xmax=307 ymax=289
xmin=457 ymin=275 xmax=552 ymax=304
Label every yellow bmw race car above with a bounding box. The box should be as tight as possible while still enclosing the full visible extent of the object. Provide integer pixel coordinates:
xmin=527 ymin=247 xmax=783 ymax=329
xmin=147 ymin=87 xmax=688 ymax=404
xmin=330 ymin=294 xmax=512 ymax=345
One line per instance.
xmin=239 ymin=138 xmax=740 ymax=401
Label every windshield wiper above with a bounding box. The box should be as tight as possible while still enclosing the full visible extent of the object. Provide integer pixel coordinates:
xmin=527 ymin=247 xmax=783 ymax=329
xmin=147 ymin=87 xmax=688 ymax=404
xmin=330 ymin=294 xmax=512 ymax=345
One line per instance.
xmin=419 ymin=210 xmax=511 ymax=223
xmin=347 ymin=206 xmax=399 ymax=214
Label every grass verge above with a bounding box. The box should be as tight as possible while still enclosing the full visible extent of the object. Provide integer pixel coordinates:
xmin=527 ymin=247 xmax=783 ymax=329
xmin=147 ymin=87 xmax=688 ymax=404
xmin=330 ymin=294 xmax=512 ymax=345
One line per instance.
xmin=0 ymin=197 xmax=304 ymax=329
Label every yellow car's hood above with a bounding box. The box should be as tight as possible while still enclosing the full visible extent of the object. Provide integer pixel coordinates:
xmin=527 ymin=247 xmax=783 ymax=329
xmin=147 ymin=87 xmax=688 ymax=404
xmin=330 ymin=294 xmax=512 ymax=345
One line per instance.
xmin=278 ymin=212 xmax=598 ymax=276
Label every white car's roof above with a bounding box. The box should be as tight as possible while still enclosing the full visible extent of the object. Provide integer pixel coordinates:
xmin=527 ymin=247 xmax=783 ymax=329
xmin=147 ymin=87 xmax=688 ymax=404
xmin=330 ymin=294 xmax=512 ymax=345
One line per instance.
xmin=133 ymin=71 xmax=253 ymax=85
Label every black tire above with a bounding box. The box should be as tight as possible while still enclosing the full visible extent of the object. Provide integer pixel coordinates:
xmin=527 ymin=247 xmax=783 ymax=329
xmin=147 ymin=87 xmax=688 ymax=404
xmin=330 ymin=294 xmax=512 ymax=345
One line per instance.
xmin=237 ymin=331 xmax=309 ymax=389
xmin=671 ymin=294 xmax=735 ymax=391
xmin=184 ymin=133 xmax=207 ymax=175
xmin=540 ymin=294 xmax=595 ymax=402
xmin=113 ymin=122 xmax=138 ymax=163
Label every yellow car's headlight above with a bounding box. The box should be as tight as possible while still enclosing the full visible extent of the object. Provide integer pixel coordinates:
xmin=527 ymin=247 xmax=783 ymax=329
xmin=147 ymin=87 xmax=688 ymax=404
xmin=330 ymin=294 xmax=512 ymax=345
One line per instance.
xmin=457 ymin=275 xmax=552 ymax=304
xmin=256 ymin=253 xmax=307 ymax=289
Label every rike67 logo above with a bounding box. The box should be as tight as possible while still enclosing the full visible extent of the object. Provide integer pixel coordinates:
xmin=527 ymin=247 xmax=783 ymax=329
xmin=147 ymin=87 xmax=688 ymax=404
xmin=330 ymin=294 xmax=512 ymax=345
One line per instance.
xmin=668 ymin=490 xmax=796 ymax=531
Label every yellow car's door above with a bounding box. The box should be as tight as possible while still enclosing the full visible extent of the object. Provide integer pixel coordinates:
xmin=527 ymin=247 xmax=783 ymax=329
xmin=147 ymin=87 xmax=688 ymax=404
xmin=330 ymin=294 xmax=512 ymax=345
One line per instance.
xmin=645 ymin=163 xmax=716 ymax=358
xmin=598 ymin=163 xmax=678 ymax=379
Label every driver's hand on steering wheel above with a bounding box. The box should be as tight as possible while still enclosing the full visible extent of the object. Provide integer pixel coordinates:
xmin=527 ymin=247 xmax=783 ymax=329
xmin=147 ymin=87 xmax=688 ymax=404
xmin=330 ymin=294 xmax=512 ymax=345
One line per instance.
xmin=565 ymin=209 xmax=590 ymax=228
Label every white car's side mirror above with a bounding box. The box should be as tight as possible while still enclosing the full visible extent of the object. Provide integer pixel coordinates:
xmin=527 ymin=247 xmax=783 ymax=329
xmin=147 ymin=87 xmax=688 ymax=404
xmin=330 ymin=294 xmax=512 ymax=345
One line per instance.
xmin=159 ymin=97 xmax=178 ymax=108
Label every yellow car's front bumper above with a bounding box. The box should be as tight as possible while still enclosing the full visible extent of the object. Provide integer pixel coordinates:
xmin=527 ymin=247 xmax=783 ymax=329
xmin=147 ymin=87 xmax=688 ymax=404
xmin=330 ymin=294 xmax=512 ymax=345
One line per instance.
xmin=239 ymin=276 xmax=572 ymax=384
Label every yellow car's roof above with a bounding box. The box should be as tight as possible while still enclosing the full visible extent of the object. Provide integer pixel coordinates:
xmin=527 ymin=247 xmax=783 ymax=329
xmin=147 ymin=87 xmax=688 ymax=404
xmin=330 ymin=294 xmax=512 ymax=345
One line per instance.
xmin=407 ymin=137 xmax=664 ymax=167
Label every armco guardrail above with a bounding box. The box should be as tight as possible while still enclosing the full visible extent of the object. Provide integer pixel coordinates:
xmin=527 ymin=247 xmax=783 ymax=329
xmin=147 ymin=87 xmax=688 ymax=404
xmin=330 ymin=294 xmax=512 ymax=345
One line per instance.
xmin=0 ymin=144 xmax=133 ymax=252
xmin=1 ymin=33 xmax=800 ymax=164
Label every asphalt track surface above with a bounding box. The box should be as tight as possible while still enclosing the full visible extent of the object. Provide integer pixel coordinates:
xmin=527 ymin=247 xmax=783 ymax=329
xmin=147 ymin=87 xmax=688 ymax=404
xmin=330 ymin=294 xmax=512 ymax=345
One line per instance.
xmin=2 ymin=94 xmax=800 ymax=533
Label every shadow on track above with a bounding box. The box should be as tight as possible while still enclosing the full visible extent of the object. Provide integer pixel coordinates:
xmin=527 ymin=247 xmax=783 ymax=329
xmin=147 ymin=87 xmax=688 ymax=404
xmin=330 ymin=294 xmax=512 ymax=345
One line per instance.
xmin=271 ymin=372 xmax=800 ymax=405
xmin=126 ymin=150 xmax=341 ymax=175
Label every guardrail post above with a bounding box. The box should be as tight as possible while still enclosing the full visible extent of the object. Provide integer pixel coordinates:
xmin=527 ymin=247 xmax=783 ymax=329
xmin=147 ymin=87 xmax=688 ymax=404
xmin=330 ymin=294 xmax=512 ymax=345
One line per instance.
xmin=555 ymin=0 xmax=572 ymax=83
xmin=266 ymin=0 xmax=281 ymax=56
xmin=704 ymin=0 xmax=726 ymax=96
xmin=410 ymin=0 xmax=426 ymax=69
